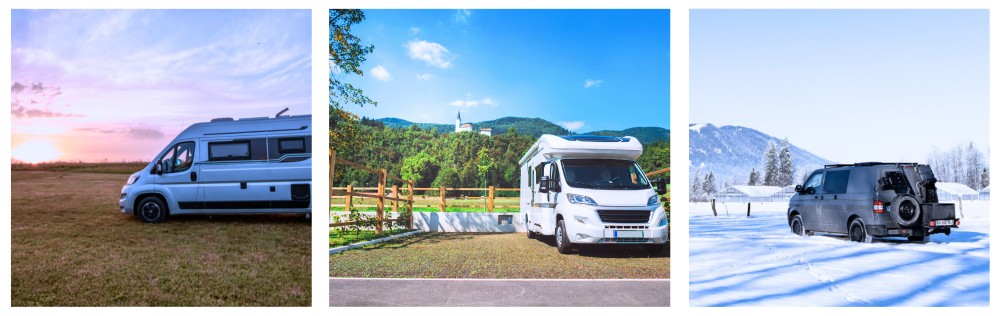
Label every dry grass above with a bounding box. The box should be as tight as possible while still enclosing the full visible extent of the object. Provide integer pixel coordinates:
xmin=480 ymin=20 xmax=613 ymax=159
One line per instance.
xmin=330 ymin=233 xmax=669 ymax=279
xmin=11 ymin=171 xmax=310 ymax=306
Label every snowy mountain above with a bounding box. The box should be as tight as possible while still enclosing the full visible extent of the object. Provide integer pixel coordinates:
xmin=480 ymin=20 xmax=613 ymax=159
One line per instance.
xmin=689 ymin=123 xmax=834 ymax=187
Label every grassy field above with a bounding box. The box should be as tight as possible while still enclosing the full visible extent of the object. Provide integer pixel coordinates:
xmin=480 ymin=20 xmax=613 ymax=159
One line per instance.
xmin=11 ymin=170 xmax=311 ymax=306
xmin=329 ymin=229 xmax=416 ymax=247
xmin=11 ymin=161 xmax=149 ymax=174
xmin=331 ymin=196 xmax=520 ymax=213
xmin=330 ymin=233 xmax=669 ymax=279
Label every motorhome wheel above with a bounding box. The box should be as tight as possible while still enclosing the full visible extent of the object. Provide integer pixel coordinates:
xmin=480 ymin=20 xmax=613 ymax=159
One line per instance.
xmin=137 ymin=196 xmax=167 ymax=223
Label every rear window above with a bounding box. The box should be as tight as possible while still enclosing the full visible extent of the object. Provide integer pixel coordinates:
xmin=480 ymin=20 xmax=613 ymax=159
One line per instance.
xmin=823 ymin=170 xmax=850 ymax=194
xmin=209 ymin=141 xmax=251 ymax=161
xmin=278 ymin=137 xmax=306 ymax=154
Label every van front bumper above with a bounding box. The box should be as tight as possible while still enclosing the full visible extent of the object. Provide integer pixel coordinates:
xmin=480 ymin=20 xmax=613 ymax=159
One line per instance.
xmin=119 ymin=186 xmax=134 ymax=215
xmin=563 ymin=206 xmax=668 ymax=244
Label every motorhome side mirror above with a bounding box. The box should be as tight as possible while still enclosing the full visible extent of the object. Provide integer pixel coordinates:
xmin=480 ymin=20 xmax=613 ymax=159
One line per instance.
xmin=794 ymin=185 xmax=803 ymax=193
xmin=539 ymin=176 xmax=550 ymax=193
xmin=156 ymin=162 xmax=165 ymax=175
xmin=654 ymin=178 xmax=667 ymax=195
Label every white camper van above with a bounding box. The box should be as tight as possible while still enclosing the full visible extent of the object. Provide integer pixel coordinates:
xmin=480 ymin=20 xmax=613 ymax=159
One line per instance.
xmin=519 ymin=134 xmax=668 ymax=254
xmin=119 ymin=113 xmax=312 ymax=223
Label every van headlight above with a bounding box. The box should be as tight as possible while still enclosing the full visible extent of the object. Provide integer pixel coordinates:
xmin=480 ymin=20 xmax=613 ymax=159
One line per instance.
xmin=657 ymin=216 xmax=668 ymax=227
xmin=126 ymin=173 xmax=140 ymax=185
xmin=567 ymin=193 xmax=597 ymax=206
xmin=648 ymin=195 xmax=660 ymax=206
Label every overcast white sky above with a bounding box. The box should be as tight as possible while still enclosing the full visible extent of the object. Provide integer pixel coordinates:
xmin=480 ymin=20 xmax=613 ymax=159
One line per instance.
xmin=690 ymin=10 xmax=988 ymax=163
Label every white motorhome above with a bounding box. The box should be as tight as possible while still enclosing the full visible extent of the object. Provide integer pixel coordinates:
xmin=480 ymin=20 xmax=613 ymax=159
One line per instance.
xmin=119 ymin=113 xmax=312 ymax=223
xmin=519 ymin=134 xmax=668 ymax=254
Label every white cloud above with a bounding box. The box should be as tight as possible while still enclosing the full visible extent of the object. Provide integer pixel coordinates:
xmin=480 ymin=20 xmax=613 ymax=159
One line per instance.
xmin=559 ymin=121 xmax=586 ymax=131
xmin=450 ymin=93 xmax=497 ymax=108
xmin=409 ymin=27 xmax=421 ymax=35
xmin=370 ymin=65 xmax=391 ymax=81
xmin=454 ymin=9 xmax=472 ymax=24
xmin=584 ymin=79 xmax=604 ymax=88
xmin=416 ymin=73 xmax=437 ymax=81
xmin=406 ymin=39 xmax=453 ymax=68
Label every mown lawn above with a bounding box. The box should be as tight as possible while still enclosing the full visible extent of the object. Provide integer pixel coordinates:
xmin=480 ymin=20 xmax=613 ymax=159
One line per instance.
xmin=330 ymin=232 xmax=669 ymax=279
xmin=331 ymin=195 xmax=520 ymax=213
xmin=11 ymin=171 xmax=310 ymax=306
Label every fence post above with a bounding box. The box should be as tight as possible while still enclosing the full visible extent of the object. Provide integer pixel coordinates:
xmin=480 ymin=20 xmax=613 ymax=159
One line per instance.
xmin=747 ymin=203 xmax=751 ymax=217
xmin=377 ymin=168 xmax=386 ymax=234
xmin=440 ymin=186 xmax=446 ymax=212
xmin=345 ymin=185 xmax=353 ymax=212
xmin=330 ymin=149 xmax=336 ymax=198
xmin=392 ymin=185 xmax=399 ymax=214
xmin=407 ymin=180 xmax=414 ymax=229
xmin=488 ymin=186 xmax=495 ymax=213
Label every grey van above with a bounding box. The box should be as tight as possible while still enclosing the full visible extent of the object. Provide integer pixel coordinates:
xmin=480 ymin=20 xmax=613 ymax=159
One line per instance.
xmin=787 ymin=162 xmax=958 ymax=242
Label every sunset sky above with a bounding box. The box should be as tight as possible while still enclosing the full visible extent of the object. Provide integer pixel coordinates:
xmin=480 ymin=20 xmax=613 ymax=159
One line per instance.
xmin=10 ymin=10 xmax=311 ymax=163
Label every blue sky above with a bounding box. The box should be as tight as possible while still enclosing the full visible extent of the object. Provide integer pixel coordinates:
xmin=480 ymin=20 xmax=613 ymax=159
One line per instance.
xmin=690 ymin=10 xmax=988 ymax=163
xmin=11 ymin=10 xmax=310 ymax=162
xmin=338 ymin=9 xmax=670 ymax=133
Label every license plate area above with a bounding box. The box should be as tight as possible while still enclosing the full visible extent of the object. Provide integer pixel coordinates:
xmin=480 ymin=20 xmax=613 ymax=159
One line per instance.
xmin=606 ymin=230 xmax=644 ymax=238
xmin=931 ymin=219 xmax=955 ymax=227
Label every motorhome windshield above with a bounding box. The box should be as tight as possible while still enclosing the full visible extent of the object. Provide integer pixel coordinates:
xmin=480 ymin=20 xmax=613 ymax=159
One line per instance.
xmin=561 ymin=159 xmax=651 ymax=190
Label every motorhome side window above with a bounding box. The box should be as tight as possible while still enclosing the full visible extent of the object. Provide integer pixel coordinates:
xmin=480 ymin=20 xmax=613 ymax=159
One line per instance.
xmin=159 ymin=142 xmax=195 ymax=173
xmin=277 ymin=137 xmax=306 ymax=154
xmin=535 ymin=163 xmax=547 ymax=184
xmin=822 ymin=170 xmax=850 ymax=194
xmin=549 ymin=163 xmax=561 ymax=191
xmin=209 ymin=141 xmax=251 ymax=161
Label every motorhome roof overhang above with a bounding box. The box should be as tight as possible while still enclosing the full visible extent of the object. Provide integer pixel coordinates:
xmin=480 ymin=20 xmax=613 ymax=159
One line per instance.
xmin=518 ymin=134 xmax=644 ymax=165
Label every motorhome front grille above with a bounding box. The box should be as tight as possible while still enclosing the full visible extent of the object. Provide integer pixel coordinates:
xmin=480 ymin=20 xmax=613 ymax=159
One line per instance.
xmin=600 ymin=238 xmax=651 ymax=243
xmin=597 ymin=210 xmax=651 ymax=223
xmin=605 ymin=225 xmax=649 ymax=230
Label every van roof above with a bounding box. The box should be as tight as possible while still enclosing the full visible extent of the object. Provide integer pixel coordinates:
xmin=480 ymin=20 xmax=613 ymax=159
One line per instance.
xmin=175 ymin=114 xmax=311 ymax=140
xmin=518 ymin=134 xmax=643 ymax=165
xmin=824 ymin=162 xmax=919 ymax=168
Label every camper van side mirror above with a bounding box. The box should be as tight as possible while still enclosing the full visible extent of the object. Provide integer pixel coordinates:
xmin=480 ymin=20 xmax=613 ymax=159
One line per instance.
xmin=794 ymin=185 xmax=804 ymax=193
xmin=539 ymin=176 xmax=550 ymax=193
xmin=156 ymin=162 xmax=165 ymax=175
xmin=653 ymin=178 xmax=667 ymax=195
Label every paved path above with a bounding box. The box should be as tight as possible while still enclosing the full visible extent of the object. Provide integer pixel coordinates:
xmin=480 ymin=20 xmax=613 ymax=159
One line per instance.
xmin=330 ymin=278 xmax=669 ymax=307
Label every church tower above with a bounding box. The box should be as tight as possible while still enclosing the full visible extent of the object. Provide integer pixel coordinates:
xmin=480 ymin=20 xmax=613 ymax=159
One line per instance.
xmin=455 ymin=111 xmax=461 ymax=132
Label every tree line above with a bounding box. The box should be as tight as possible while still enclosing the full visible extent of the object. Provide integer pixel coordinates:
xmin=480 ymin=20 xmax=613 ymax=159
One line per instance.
xmin=690 ymin=138 xmax=795 ymax=201
xmin=927 ymin=142 xmax=990 ymax=190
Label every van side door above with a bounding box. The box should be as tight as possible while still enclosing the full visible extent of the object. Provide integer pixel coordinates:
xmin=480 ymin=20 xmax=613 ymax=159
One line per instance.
xmin=153 ymin=141 xmax=199 ymax=210
xmin=819 ymin=170 xmax=851 ymax=233
xmin=198 ymin=138 xmax=271 ymax=212
xmin=530 ymin=162 xmax=556 ymax=235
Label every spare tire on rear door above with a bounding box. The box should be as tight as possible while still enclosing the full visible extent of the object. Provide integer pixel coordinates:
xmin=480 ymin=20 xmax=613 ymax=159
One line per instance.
xmin=889 ymin=195 xmax=921 ymax=226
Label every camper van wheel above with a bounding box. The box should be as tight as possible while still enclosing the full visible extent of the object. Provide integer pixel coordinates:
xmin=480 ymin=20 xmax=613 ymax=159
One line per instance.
xmin=848 ymin=218 xmax=872 ymax=243
xmin=555 ymin=219 xmax=573 ymax=254
xmin=137 ymin=196 xmax=167 ymax=223
xmin=526 ymin=228 xmax=536 ymax=239
xmin=790 ymin=214 xmax=805 ymax=237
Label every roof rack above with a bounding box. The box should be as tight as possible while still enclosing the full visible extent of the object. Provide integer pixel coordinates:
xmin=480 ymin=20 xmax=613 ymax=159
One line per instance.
xmin=824 ymin=162 xmax=918 ymax=168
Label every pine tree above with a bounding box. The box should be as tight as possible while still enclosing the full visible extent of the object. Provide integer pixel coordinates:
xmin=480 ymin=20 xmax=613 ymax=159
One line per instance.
xmin=763 ymin=140 xmax=779 ymax=186
xmin=691 ymin=171 xmax=703 ymax=201
xmin=778 ymin=138 xmax=794 ymax=187
xmin=966 ymin=143 xmax=982 ymax=190
xmin=748 ymin=168 xmax=761 ymax=186
xmin=703 ymin=172 xmax=717 ymax=198
xmin=982 ymin=167 xmax=990 ymax=189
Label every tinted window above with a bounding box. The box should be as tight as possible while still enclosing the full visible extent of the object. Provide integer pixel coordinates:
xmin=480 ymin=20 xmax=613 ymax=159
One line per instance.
xmin=550 ymin=163 xmax=561 ymax=191
xmin=158 ymin=142 xmax=194 ymax=173
xmin=534 ymin=163 xmax=546 ymax=184
xmin=823 ymin=170 xmax=850 ymax=194
xmin=278 ymin=138 xmax=305 ymax=154
xmin=802 ymin=172 xmax=823 ymax=194
xmin=209 ymin=141 xmax=251 ymax=161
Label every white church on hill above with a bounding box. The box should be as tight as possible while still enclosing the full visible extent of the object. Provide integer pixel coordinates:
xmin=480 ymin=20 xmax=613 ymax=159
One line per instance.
xmin=455 ymin=111 xmax=492 ymax=136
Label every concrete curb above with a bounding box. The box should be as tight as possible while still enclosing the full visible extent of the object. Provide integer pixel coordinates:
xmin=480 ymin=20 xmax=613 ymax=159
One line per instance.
xmin=329 ymin=230 xmax=422 ymax=255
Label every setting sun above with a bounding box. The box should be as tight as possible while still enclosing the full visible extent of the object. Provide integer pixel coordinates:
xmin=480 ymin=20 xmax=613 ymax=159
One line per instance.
xmin=12 ymin=140 xmax=63 ymax=164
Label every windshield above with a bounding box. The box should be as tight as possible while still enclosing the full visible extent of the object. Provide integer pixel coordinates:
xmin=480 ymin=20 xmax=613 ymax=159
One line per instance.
xmin=561 ymin=159 xmax=651 ymax=190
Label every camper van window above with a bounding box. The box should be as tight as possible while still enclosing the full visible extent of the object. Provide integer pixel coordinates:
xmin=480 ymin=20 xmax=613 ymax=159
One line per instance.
xmin=549 ymin=163 xmax=561 ymax=191
xmin=535 ymin=163 xmax=547 ymax=185
xmin=209 ymin=141 xmax=251 ymax=161
xmin=278 ymin=137 xmax=306 ymax=154
xmin=158 ymin=142 xmax=194 ymax=173
xmin=562 ymin=159 xmax=650 ymax=190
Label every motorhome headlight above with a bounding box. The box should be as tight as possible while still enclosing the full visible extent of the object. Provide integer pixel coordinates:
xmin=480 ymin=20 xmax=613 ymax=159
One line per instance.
xmin=126 ymin=173 xmax=140 ymax=185
xmin=657 ymin=215 xmax=668 ymax=227
xmin=567 ymin=193 xmax=597 ymax=206
xmin=647 ymin=195 xmax=660 ymax=207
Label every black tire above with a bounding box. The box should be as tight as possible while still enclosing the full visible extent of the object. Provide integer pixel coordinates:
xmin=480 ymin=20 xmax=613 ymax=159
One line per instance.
xmin=889 ymin=195 xmax=921 ymax=226
xmin=790 ymin=214 xmax=805 ymax=236
xmin=848 ymin=218 xmax=872 ymax=243
xmin=137 ymin=196 xmax=167 ymax=223
xmin=555 ymin=219 xmax=574 ymax=254
xmin=525 ymin=216 xmax=536 ymax=239
xmin=908 ymin=235 xmax=930 ymax=243
xmin=643 ymin=243 xmax=666 ymax=255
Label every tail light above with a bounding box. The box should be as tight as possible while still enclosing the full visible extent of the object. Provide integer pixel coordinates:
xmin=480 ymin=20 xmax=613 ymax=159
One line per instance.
xmin=873 ymin=201 xmax=884 ymax=213
xmin=956 ymin=219 xmax=961 ymax=227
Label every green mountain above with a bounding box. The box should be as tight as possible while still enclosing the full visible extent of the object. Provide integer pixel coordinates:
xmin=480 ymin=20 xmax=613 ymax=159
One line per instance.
xmin=376 ymin=116 xmax=668 ymax=143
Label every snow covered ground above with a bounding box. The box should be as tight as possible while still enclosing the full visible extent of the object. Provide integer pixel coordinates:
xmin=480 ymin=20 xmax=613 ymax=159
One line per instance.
xmin=689 ymin=200 xmax=989 ymax=307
